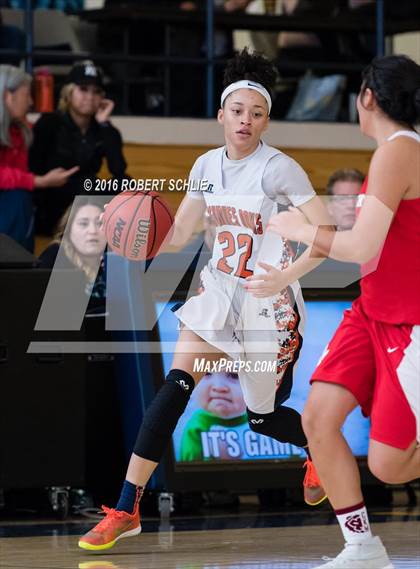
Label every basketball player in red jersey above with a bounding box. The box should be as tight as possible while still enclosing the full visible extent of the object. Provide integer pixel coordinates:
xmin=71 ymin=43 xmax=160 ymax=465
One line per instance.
xmin=266 ymin=55 xmax=420 ymax=568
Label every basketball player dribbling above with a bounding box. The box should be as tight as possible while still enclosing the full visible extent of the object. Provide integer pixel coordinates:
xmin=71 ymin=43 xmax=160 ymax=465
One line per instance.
xmin=79 ymin=48 xmax=333 ymax=552
xmin=267 ymin=55 xmax=420 ymax=568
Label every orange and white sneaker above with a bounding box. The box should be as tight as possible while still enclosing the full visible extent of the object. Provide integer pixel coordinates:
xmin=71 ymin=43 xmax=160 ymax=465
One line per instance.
xmin=303 ymin=459 xmax=328 ymax=506
xmin=78 ymin=505 xmax=141 ymax=551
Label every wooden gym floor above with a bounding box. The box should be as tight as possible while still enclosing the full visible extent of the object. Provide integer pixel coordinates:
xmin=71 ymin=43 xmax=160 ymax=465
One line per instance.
xmin=1 ymin=504 xmax=419 ymax=569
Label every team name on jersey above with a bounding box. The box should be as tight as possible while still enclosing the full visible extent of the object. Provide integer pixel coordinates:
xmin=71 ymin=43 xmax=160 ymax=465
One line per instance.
xmin=206 ymin=205 xmax=263 ymax=235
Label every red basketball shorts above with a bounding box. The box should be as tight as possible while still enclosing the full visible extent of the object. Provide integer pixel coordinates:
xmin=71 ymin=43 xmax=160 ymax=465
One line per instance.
xmin=311 ymin=298 xmax=419 ymax=450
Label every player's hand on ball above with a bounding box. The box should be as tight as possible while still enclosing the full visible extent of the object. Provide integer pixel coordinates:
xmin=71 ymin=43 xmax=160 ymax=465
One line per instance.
xmin=243 ymin=262 xmax=289 ymax=298
xmin=267 ymin=206 xmax=308 ymax=242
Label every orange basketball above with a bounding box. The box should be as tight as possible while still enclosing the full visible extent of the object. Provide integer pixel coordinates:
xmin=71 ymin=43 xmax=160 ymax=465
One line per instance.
xmin=102 ymin=191 xmax=174 ymax=261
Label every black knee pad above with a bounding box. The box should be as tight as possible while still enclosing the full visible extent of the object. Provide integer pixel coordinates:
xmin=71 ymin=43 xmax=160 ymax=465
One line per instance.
xmin=247 ymin=409 xmax=275 ymax=435
xmin=133 ymin=369 xmax=195 ymax=462
xmin=247 ymin=406 xmax=307 ymax=448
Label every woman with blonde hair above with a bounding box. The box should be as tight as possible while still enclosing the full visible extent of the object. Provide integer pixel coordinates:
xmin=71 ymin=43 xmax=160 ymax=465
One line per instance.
xmin=39 ymin=197 xmax=107 ymax=306
xmin=0 ymin=64 xmax=77 ymax=251
xmin=29 ymin=60 xmax=127 ymax=236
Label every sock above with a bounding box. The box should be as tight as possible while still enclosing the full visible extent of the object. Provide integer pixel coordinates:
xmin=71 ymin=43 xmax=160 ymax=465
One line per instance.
xmin=116 ymin=480 xmax=144 ymax=514
xmin=335 ymin=501 xmax=372 ymax=544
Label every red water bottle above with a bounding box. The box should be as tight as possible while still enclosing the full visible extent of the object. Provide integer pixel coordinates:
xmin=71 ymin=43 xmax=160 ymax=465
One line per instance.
xmin=34 ymin=68 xmax=54 ymax=113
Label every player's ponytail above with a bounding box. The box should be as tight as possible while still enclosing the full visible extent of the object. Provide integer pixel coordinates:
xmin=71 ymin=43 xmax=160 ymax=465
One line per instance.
xmin=361 ymin=55 xmax=420 ymax=128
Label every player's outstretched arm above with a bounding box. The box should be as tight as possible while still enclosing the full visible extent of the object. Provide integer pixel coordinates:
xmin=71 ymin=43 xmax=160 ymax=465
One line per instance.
xmin=284 ymin=195 xmax=334 ymax=276
xmin=164 ymin=194 xmax=207 ymax=251
xmin=268 ymin=142 xmax=411 ymax=264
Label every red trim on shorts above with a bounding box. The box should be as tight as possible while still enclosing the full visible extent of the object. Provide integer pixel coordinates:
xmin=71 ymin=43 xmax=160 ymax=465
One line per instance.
xmin=369 ymin=431 xmax=416 ymax=451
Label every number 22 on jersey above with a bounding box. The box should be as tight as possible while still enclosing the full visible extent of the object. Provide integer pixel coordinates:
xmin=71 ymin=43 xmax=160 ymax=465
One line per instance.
xmin=217 ymin=231 xmax=253 ymax=278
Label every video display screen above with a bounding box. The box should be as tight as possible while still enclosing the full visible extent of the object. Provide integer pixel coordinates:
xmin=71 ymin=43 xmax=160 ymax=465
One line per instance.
xmin=156 ymin=299 xmax=370 ymax=463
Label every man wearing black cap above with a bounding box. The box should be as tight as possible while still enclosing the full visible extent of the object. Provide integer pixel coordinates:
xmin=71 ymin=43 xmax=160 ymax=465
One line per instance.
xmin=29 ymin=60 xmax=128 ymax=236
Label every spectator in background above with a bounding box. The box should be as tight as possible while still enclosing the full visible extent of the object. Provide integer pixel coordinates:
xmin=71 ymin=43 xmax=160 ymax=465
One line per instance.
xmin=102 ymin=0 xmax=241 ymax=116
xmin=170 ymin=0 xmax=239 ymax=116
xmin=0 ymin=64 xmax=77 ymax=251
xmin=277 ymin=0 xmax=337 ymax=56
xmin=326 ymin=168 xmax=364 ymax=231
xmin=272 ymin=0 xmax=339 ymax=118
xmin=29 ymin=60 xmax=128 ymax=236
xmin=38 ymin=196 xmax=107 ymax=311
xmin=298 ymin=167 xmax=363 ymax=289
xmin=247 ymin=0 xmax=280 ymax=61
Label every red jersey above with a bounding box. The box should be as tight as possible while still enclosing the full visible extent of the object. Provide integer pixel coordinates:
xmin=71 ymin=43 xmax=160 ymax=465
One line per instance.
xmin=358 ymin=143 xmax=420 ymax=325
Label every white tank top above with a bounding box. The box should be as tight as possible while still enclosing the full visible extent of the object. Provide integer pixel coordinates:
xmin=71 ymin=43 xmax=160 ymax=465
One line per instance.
xmin=387 ymin=130 xmax=420 ymax=143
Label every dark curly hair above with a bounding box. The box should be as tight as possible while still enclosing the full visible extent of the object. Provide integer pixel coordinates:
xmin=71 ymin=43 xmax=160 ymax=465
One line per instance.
xmin=361 ymin=55 xmax=420 ymax=128
xmin=223 ymin=47 xmax=278 ymax=99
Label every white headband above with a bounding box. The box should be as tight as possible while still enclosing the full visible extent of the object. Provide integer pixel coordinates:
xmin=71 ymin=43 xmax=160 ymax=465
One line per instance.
xmin=220 ymin=80 xmax=272 ymax=114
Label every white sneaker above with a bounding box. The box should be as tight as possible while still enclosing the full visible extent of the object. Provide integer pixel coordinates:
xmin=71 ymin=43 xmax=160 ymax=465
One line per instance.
xmin=312 ymin=536 xmax=394 ymax=568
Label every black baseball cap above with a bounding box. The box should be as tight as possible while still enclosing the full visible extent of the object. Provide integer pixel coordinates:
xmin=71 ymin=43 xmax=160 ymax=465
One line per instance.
xmin=67 ymin=61 xmax=104 ymax=88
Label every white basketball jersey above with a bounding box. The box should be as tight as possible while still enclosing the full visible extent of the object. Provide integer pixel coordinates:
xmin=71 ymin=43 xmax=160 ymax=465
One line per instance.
xmin=200 ymin=142 xmax=292 ymax=280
